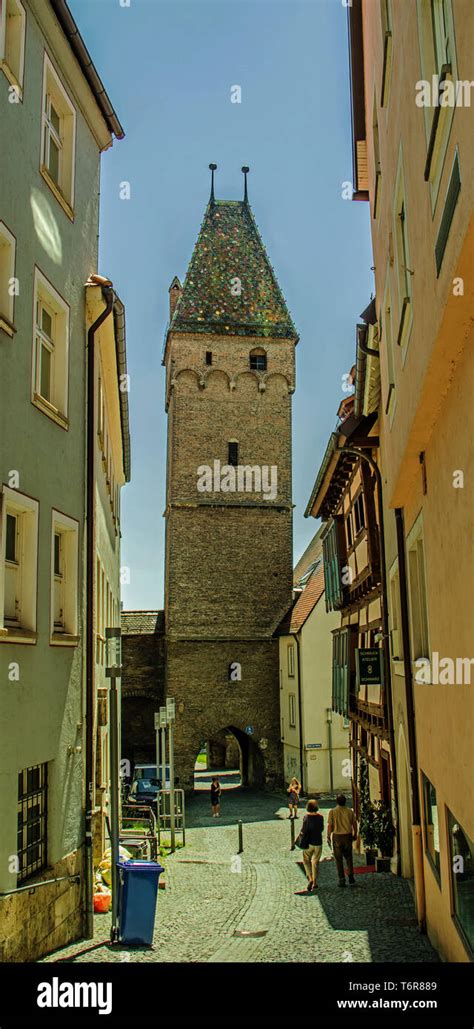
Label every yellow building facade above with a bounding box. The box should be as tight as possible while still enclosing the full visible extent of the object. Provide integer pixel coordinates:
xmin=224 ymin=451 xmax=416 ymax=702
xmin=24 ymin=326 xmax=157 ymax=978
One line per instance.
xmin=349 ymin=0 xmax=474 ymax=960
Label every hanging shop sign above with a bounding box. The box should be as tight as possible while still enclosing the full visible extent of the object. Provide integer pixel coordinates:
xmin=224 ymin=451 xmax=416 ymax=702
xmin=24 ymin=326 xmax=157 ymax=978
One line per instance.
xmin=356 ymin=648 xmax=383 ymax=686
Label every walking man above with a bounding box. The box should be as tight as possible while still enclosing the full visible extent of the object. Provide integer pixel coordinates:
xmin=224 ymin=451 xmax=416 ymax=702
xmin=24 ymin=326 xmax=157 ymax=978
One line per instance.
xmin=327 ymin=794 xmax=357 ymax=887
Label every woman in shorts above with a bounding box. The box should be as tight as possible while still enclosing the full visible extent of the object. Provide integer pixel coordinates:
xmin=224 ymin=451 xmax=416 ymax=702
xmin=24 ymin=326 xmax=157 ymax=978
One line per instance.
xmin=210 ymin=776 xmax=221 ymax=817
xmin=287 ymin=777 xmax=301 ymax=819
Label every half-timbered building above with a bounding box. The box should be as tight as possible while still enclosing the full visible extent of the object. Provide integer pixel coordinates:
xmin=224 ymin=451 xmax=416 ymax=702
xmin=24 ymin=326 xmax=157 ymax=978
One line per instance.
xmin=305 ymin=310 xmax=397 ymax=862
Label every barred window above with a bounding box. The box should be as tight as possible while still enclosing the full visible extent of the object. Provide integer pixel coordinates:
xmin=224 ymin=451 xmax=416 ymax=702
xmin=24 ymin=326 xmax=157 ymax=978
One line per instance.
xmin=17 ymin=764 xmax=47 ymax=883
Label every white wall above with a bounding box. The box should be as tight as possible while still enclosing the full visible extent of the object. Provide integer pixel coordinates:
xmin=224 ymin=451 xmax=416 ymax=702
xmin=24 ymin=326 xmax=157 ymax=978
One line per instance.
xmin=279 ymin=593 xmax=350 ymax=794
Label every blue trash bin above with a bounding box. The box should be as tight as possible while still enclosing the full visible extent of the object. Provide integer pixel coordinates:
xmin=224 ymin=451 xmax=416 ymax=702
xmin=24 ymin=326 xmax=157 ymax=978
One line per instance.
xmin=117 ymin=860 xmax=164 ymax=946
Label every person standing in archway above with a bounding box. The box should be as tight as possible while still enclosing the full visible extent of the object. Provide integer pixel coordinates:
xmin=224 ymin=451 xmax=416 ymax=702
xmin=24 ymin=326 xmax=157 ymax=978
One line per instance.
xmin=287 ymin=777 xmax=301 ymax=819
xmin=211 ymin=776 xmax=221 ymax=817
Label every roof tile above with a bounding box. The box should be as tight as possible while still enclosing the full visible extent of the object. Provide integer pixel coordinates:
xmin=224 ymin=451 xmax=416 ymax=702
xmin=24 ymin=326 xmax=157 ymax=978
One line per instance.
xmin=170 ymin=200 xmax=298 ymax=340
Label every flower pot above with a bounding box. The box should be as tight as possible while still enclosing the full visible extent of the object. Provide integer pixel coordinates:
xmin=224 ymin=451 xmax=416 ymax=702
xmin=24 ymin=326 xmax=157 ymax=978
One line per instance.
xmin=365 ymin=848 xmax=377 ymax=865
xmin=375 ymin=856 xmax=391 ymax=873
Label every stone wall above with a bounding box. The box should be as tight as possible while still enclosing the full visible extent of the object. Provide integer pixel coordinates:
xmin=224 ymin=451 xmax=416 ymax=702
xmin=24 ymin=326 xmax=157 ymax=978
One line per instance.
xmin=0 ymin=849 xmax=83 ymax=962
xmin=121 ymin=613 xmax=165 ymax=771
xmin=166 ymin=639 xmax=283 ymax=792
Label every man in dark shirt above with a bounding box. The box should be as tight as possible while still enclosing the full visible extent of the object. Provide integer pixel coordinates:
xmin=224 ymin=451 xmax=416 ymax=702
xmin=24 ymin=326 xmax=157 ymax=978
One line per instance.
xmin=300 ymin=799 xmax=324 ymax=891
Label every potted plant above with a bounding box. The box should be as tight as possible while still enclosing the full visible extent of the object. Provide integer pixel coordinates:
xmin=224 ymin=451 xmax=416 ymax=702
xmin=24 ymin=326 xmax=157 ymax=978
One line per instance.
xmin=373 ymin=801 xmax=395 ymax=871
xmin=358 ymin=758 xmax=378 ymax=864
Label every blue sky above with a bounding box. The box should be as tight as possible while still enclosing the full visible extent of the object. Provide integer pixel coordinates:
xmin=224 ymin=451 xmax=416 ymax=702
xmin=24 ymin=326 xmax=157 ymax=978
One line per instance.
xmin=70 ymin=0 xmax=374 ymax=610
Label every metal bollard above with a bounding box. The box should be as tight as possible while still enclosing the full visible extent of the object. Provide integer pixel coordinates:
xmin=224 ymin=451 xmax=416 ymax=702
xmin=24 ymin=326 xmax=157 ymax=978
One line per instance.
xmin=238 ymin=819 xmax=243 ymax=854
xmin=290 ymin=816 xmax=295 ymax=851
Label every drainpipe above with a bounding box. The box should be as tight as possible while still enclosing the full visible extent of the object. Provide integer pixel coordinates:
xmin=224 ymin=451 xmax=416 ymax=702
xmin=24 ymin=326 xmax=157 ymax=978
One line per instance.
xmin=327 ymin=709 xmax=334 ymax=792
xmin=85 ymin=288 xmax=114 ymax=939
xmin=395 ymin=507 xmax=426 ymax=930
xmin=294 ymin=633 xmax=305 ymax=794
xmin=336 ymin=445 xmax=400 ymax=868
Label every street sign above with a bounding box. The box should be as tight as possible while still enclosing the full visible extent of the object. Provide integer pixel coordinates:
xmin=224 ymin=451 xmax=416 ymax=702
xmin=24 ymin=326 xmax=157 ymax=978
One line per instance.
xmin=356 ymin=648 xmax=383 ymax=686
xmin=166 ymin=697 xmax=176 ymax=720
xmin=305 ymin=744 xmax=322 ymax=749
xmin=245 ymin=725 xmax=254 ymax=735
xmin=159 ymin=706 xmax=167 ymax=727
xmin=154 ymin=712 xmax=160 ymax=730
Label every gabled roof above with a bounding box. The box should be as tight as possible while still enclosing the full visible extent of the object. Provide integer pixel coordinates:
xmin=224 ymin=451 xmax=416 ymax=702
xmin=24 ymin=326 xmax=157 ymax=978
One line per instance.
xmin=289 ymin=566 xmax=325 ymax=633
xmin=277 ymin=565 xmax=326 ymax=636
xmin=167 ymin=200 xmax=298 ymax=342
xmin=304 ymin=413 xmax=378 ymax=520
xmin=121 ymin=611 xmax=165 ymax=635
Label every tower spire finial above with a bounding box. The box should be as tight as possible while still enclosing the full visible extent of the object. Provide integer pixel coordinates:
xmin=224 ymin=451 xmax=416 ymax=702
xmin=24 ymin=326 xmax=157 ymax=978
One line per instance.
xmin=241 ymin=166 xmax=250 ymax=203
xmin=209 ymin=163 xmax=217 ymax=203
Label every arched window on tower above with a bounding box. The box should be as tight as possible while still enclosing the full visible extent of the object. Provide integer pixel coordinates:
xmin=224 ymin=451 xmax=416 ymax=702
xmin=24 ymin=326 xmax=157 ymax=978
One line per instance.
xmin=249 ymin=347 xmax=267 ymax=372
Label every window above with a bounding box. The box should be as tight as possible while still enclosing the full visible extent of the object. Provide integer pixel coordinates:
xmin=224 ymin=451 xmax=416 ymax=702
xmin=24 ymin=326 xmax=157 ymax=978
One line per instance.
xmin=407 ymin=515 xmax=430 ymax=662
xmin=372 ymin=97 xmax=382 ymax=218
xmin=97 ymin=373 xmax=104 ymax=445
xmin=0 ymin=220 xmax=16 ymax=335
xmin=422 ymin=773 xmax=441 ymax=880
xmin=345 ymin=512 xmax=353 ymax=551
xmin=228 ymin=441 xmax=238 ymax=467
xmin=380 ymin=0 xmax=392 ymax=106
xmin=380 ymin=749 xmax=391 ymax=805
xmin=289 ymin=693 xmax=297 ymax=728
xmin=381 ymin=275 xmax=395 ymax=416
xmin=40 ymin=54 xmax=76 ymax=214
xmin=32 ymin=268 xmax=69 ymax=426
xmin=249 ymin=348 xmax=267 ymax=371
xmin=287 ymin=644 xmax=295 ymax=677
xmin=389 ymin=562 xmax=404 ymax=661
xmin=353 ymin=493 xmax=365 ymax=535
xmin=50 ymin=511 xmax=79 ymax=642
xmin=296 ymin=556 xmax=322 ymax=588
xmin=0 ymin=485 xmax=38 ymax=639
xmin=332 ymin=626 xmax=351 ymax=716
xmin=447 ymin=809 xmax=474 ymax=955
xmin=417 ymin=0 xmax=457 ymax=211
xmin=431 ymin=0 xmax=452 ymax=74
xmin=435 ymin=149 xmax=461 ymax=276
xmin=205 ymin=351 xmax=212 ymax=366
xmin=17 ymin=764 xmax=47 ymax=883
xmin=393 ymin=155 xmax=413 ymax=353
xmin=96 ymin=557 xmax=102 ymax=663
xmin=343 ymin=715 xmax=350 ymax=729
xmin=321 ymin=517 xmax=346 ymax=611
xmin=0 ymin=0 xmax=25 ymax=95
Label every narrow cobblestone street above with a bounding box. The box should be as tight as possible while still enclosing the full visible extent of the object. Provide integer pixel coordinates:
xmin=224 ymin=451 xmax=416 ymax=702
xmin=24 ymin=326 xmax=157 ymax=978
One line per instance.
xmin=43 ymin=792 xmax=438 ymax=965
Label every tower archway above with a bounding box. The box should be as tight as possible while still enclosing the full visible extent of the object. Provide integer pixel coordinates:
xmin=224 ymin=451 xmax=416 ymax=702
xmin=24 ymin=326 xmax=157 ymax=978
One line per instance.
xmin=193 ymin=724 xmax=266 ymax=792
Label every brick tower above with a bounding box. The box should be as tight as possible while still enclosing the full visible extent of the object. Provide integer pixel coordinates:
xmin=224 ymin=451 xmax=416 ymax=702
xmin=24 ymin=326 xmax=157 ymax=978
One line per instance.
xmin=163 ymin=168 xmax=298 ymax=791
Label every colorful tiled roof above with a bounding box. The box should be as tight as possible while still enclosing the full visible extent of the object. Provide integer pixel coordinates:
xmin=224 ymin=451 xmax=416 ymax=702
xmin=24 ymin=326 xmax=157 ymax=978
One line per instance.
xmin=169 ymin=200 xmax=298 ymax=340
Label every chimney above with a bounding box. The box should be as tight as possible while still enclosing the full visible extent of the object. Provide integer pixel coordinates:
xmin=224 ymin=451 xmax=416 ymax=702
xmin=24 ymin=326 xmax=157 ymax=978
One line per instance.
xmin=168 ymin=276 xmax=182 ymax=320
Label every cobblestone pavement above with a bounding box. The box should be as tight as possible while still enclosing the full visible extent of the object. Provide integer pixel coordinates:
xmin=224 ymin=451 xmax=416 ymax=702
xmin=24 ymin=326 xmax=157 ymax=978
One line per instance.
xmin=42 ymin=790 xmax=439 ymax=965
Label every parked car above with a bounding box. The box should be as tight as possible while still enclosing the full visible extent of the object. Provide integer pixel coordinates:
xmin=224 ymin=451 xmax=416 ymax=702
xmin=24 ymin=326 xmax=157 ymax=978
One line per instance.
xmin=132 ymin=763 xmax=171 ymax=790
xmin=127 ymin=777 xmax=160 ymax=808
